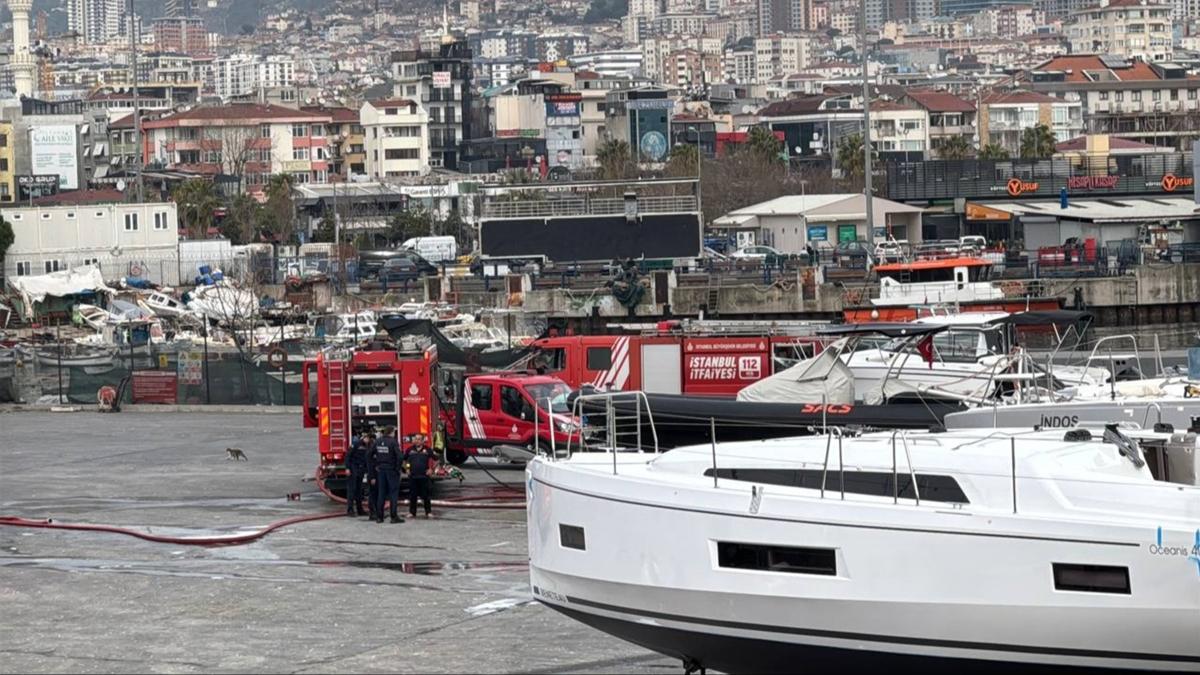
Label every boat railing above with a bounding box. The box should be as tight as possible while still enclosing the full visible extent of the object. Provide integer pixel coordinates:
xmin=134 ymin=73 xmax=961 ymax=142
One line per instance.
xmin=562 ymin=391 xmax=660 ymax=467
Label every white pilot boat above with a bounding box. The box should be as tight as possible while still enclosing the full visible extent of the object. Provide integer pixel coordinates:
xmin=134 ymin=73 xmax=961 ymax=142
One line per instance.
xmin=528 ymin=397 xmax=1200 ymax=673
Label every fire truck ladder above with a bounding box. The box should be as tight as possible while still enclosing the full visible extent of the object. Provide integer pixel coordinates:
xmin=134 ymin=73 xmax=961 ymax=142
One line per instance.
xmin=327 ymin=361 xmax=348 ymax=453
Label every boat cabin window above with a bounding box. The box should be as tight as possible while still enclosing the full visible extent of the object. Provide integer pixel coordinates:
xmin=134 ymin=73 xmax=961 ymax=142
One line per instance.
xmin=1052 ymin=564 xmax=1130 ymax=594
xmin=704 ymin=468 xmax=969 ymax=504
xmin=559 ymin=524 xmax=586 ymax=550
xmin=586 ymin=346 xmax=612 ymax=371
xmin=470 ymin=383 xmax=493 ymax=411
xmin=717 ymin=542 xmax=836 ymax=576
xmin=932 ymin=330 xmax=987 ymax=362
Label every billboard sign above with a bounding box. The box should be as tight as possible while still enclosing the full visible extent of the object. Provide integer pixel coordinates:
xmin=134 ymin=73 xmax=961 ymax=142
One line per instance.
xmin=30 ymin=125 xmax=79 ymax=190
xmin=16 ymin=174 xmax=60 ymax=201
xmin=432 ymin=71 xmax=452 ymax=88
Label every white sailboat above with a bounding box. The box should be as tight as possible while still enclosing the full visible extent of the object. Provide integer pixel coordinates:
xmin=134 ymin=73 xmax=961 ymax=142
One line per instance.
xmin=528 ymin=407 xmax=1200 ymax=673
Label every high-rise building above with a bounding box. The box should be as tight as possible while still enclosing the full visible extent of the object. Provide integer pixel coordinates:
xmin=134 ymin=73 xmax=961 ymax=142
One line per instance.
xmin=757 ymin=0 xmax=811 ymax=35
xmin=67 ymin=0 xmax=127 ymax=44
xmin=165 ymin=0 xmax=197 ymax=17
xmin=153 ymin=16 xmax=209 ymax=55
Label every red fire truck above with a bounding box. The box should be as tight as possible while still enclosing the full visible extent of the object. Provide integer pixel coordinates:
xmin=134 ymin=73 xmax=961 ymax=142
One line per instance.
xmin=302 ymin=347 xmax=578 ymax=496
xmin=529 ymin=326 xmax=828 ymax=397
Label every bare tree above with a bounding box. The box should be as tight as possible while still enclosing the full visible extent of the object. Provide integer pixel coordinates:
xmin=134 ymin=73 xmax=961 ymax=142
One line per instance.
xmin=215 ymin=125 xmax=270 ymax=195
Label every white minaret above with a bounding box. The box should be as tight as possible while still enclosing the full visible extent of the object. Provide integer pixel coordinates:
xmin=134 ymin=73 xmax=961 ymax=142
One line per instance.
xmin=10 ymin=0 xmax=35 ymax=97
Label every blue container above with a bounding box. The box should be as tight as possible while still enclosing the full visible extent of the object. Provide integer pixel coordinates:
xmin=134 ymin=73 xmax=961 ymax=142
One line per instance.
xmin=200 ymin=273 xmax=214 ymax=286
xmin=211 ymin=271 xmax=224 ymax=282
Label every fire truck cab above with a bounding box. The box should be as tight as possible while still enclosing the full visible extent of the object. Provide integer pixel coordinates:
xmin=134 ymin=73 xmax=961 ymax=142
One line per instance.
xmin=529 ymin=330 xmax=826 ymax=397
xmin=302 ymin=347 xmax=436 ymax=495
xmin=437 ymin=368 xmax=580 ymax=465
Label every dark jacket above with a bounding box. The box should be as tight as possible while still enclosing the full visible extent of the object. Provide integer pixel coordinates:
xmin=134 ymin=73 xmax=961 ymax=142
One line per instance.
xmin=369 ymin=437 xmax=401 ymax=474
xmin=404 ymin=445 xmax=433 ymax=478
xmin=347 ymin=438 xmax=370 ymax=473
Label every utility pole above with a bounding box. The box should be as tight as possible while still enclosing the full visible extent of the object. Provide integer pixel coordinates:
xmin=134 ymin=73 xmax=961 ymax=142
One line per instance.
xmin=860 ymin=0 xmax=873 ymax=240
xmin=129 ymin=0 xmax=144 ymax=202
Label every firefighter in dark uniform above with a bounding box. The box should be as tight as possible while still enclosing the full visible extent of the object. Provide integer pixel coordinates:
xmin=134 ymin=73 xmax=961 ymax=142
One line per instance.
xmin=345 ymin=432 xmax=370 ymax=517
xmin=369 ymin=427 xmax=404 ymax=524
xmin=405 ymin=433 xmax=434 ymax=518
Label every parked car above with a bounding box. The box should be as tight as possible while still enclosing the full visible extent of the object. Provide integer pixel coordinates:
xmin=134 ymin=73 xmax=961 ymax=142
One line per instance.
xmin=873 ymin=240 xmax=910 ymax=264
xmin=730 ymin=245 xmax=806 ymax=265
xmin=400 ymin=236 xmax=458 ymax=263
xmin=914 ymin=239 xmax=961 ymax=259
xmin=379 ymin=257 xmax=425 ymax=283
xmin=959 ymin=236 xmax=987 ymax=255
xmin=833 ymin=240 xmax=872 ymax=267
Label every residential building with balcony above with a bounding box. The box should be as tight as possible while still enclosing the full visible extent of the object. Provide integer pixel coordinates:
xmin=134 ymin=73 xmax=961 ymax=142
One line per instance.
xmin=869 ymin=101 xmax=930 ymax=163
xmin=360 ymin=99 xmax=430 ymax=179
xmin=978 ymin=89 xmax=1084 ymax=156
xmin=901 ymin=89 xmax=977 ymax=158
xmin=211 ymin=54 xmax=295 ymax=101
xmin=1066 ymin=0 xmax=1173 ymax=63
xmin=141 ymin=104 xmax=332 ymax=194
xmin=391 ymin=38 xmax=474 ymax=172
xmin=1021 ymin=54 xmax=1200 ymax=149
xmin=305 ymin=107 xmax=366 ymax=180
xmin=758 ymin=93 xmax=861 ymax=170
xmin=152 ymin=16 xmax=209 ymax=56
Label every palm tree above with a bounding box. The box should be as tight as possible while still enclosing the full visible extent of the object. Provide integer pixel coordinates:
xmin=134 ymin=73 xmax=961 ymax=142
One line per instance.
xmin=172 ymin=179 xmax=221 ymax=240
xmin=979 ymin=143 xmax=1010 ymax=161
xmin=1019 ymin=124 xmax=1057 ymax=159
xmin=836 ymin=133 xmax=870 ymax=182
xmin=938 ymin=134 xmax=973 ymax=160
xmin=746 ymin=126 xmax=783 ymax=161
xmin=596 ymin=139 xmax=632 ymax=179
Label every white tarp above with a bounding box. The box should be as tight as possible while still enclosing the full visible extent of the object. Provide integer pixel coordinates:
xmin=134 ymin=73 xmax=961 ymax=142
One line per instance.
xmin=8 ymin=266 xmax=114 ymax=319
xmin=737 ymin=339 xmax=855 ymax=404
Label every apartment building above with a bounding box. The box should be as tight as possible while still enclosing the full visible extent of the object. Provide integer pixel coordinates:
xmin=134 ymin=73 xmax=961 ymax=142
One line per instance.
xmin=870 ymin=101 xmax=930 ymax=162
xmin=901 ymin=89 xmax=978 ymax=157
xmin=211 ymin=54 xmax=296 ymax=101
xmin=1023 ymin=54 xmax=1200 ymax=149
xmin=978 ymin=89 xmax=1084 ymax=155
xmin=360 ymin=99 xmax=430 ymax=179
xmin=0 ymin=121 xmax=13 ymax=203
xmin=1066 ymin=0 xmax=1173 ymax=62
xmin=141 ymin=104 xmax=332 ymax=193
xmin=391 ymin=38 xmax=474 ymax=171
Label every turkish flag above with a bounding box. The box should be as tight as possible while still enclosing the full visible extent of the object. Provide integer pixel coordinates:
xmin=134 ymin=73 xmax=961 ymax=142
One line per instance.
xmin=916 ymin=335 xmax=935 ymax=368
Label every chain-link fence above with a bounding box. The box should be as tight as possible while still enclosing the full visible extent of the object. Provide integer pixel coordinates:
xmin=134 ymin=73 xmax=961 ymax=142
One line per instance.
xmin=0 ymin=343 xmax=303 ymax=406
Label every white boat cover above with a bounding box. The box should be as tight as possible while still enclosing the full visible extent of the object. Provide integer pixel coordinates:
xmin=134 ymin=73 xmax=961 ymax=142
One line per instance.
xmin=737 ymin=340 xmax=855 ymax=404
xmin=8 ymin=266 xmax=114 ymax=318
xmin=187 ymin=283 xmax=259 ymax=323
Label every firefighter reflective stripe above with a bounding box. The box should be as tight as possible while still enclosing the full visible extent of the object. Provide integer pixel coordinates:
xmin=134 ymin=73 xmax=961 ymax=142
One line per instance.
xmin=319 ymin=406 xmax=329 ymax=436
xmin=589 ymin=336 xmax=630 ymax=390
xmin=419 ymin=404 xmax=429 ymax=436
xmin=462 ymin=383 xmax=486 ymax=439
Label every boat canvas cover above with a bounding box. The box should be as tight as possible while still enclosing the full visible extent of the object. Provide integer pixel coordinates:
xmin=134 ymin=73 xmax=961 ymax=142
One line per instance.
xmin=8 ymin=266 xmax=114 ymax=319
xmin=737 ymin=340 xmax=854 ymax=404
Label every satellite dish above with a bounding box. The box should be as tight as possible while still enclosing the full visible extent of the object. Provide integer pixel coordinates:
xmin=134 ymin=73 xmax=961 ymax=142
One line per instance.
xmin=116 ymin=179 xmax=127 ymax=192
xmin=111 ymin=246 xmax=123 ymax=258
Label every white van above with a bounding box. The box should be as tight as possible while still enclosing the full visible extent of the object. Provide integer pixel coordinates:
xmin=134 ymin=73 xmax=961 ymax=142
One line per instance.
xmin=401 ymin=236 xmax=458 ymax=263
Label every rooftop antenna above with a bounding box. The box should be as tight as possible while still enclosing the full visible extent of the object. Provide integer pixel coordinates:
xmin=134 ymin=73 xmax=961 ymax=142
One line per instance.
xmin=441 ymin=2 xmax=453 ymax=44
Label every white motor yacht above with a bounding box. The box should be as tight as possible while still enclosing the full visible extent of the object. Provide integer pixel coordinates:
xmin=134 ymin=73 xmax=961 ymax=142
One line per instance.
xmin=528 ymin=411 xmax=1200 ymax=673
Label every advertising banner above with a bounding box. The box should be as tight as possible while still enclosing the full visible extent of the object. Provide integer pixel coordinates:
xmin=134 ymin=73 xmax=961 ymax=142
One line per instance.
xmin=30 ymin=125 xmax=79 ymax=190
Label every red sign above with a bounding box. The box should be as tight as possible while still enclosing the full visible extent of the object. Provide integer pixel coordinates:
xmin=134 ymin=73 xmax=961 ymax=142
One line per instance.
xmin=131 ymin=371 xmax=178 ymax=404
xmin=1005 ymin=178 xmax=1039 ymax=197
xmin=1162 ymin=173 xmax=1194 ymax=192
xmin=545 ymin=92 xmax=582 ymax=103
xmin=1067 ymin=175 xmax=1118 ymax=190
